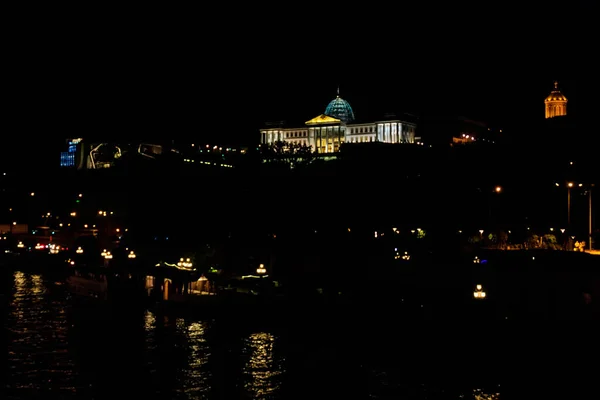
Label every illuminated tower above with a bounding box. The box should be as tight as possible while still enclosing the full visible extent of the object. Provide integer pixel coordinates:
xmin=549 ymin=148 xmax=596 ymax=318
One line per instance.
xmin=545 ymin=81 xmax=567 ymax=119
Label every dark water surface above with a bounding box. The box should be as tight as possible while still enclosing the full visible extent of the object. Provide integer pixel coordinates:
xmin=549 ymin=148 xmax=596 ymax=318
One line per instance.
xmin=4 ymin=269 xmax=593 ymax=399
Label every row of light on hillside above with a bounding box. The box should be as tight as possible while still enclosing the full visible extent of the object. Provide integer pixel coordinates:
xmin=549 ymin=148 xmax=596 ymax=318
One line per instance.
xmin=191 ymin=144 xmax=239 ymax=152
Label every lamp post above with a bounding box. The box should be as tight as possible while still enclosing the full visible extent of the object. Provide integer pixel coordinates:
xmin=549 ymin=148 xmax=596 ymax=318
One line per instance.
xmin=257 ymin=263 xmax=266 ymax=276
xmin=557 ymin=181 xmax=594 ymax=250
xmin=567 ymin=182 xmax=573 ymax=227
xmin=488 ymin=186 xmax=502 ymax=227
xmin=589 ymin=185 xmax=592 ymax=250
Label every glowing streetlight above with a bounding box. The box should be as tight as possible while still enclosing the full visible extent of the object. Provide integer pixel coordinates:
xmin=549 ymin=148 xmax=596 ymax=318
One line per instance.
xmin=49 ymin=244 xmax=60 ymax=254
xmin=103 ymin=251 xmax=113 ymax=259
xmin=495 ymin=186 xmax=502 ymax=193
xmin=474 ymin=284 xmax=486 ymax=299
xmin=256 ymin=263 xmax=267 ymax=274
xmin=177 ymin=258 xmax=193 ymax=270
xmin=76 ymin=247 xmax=84 ymax=254
xmin=128 ymin=250 xmax=136 ymax=259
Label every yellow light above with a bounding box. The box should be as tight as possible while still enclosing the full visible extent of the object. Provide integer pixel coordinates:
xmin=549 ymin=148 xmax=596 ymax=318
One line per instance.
xmin=495 ymin=186 xmax=502 ymax=193
xmin=568 ymin=182 xmax=574 ymax=188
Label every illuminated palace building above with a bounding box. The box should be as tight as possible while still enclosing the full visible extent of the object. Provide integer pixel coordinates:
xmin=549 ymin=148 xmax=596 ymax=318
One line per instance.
xmin=259 ymin=90 xmax=417 ymax=153
xmin=545 ymin=81 xmax=567 ymax=119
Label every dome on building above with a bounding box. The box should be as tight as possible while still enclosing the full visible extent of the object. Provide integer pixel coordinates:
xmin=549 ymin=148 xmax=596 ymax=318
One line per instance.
xmin=545 ymin=81 xmax=567 ymax=102
xmin=544 ymin=81 xmax=568 ymax=119
xmin=324 ymin=90 xmax=355 ymax=123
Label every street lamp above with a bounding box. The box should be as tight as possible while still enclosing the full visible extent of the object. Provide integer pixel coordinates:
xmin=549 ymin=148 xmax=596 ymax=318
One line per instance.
xmin=256 ymin=263 xmax=267 ymax=275
xmin=558 ymin=181 xmax=595 ymax=250
xmin=589 ymin=184 xmax=594 ymax=250
xmin=474 ymin=284 xmax=486 ymax=299
xmin=567 ymin=182 xmax=574 ymax=227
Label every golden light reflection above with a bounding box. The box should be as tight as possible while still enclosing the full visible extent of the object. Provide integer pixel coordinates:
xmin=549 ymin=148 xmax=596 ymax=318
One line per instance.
xmin=473 ymin=388 xmax=501 ymax=399
xmin=30 ymin=274 xmax=45 ymax=295
xmin=8 ymin=271 xmax=74 ymax=393
xmin=242 ymin=332 xmax=285 ymax=398
xmin=168 ymin=319 xmax=212 ymax=397
xmin=13 ymin=272 xmax=46 ymax=301
xmin=145 ymin=315 xmax=212 ymax=397
xmin=144 ymin=309 xmax=156 ymax=331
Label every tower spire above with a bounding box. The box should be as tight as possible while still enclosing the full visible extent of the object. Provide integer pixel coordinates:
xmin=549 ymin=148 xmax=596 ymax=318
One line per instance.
xmin=554 ymin=80 xmax=558 ymax=89
xmin=337 ymin=85 xmax=340 ymax=96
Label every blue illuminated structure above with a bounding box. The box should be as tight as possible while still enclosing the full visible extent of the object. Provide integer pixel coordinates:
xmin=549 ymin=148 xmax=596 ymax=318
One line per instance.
xmin=324 ymin=88 xmax=355 ymax=123
xmin=60 ymin=138 xmax=83 ymax=168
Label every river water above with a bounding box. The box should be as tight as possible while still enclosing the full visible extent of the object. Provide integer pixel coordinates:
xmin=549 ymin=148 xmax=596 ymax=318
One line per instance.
xmin=4 ymin=269 xmax=594 ymax=399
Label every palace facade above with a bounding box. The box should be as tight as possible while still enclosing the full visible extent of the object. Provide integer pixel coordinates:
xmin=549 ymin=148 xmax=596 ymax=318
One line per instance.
xmin=259 ymin=91 xmax=417 ymax=153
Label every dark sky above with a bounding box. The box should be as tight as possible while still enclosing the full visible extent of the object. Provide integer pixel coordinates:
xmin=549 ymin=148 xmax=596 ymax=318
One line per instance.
xmin=3 ymin=2 xmax=589 ymax=168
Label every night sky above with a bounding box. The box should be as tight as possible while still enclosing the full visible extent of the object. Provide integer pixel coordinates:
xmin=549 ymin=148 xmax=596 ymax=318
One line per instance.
xmin=3 ymin=2 xmax=589 ymax=169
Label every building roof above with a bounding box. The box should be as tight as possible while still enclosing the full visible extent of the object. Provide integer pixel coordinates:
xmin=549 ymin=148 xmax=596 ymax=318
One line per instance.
xmin=305 ymin=114 xmax=342 ymax=125
xmin=324 ymin=91 xmax=355 ymax=123
xmin=545 ymin=81 xmax=568 ymax=102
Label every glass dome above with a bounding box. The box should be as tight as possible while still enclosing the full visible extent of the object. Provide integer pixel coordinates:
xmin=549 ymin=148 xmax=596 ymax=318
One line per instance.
xmin=325 ymin=95 xmax=355 ymax=123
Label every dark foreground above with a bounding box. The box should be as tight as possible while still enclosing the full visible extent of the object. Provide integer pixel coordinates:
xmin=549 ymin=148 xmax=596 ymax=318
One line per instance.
xmin=4 ymin=251 xmax=600 ymax=399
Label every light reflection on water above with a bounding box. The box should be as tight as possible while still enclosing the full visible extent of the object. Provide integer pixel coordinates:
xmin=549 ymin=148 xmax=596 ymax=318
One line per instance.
xmin=241 ymin=332 xmax=285 ymax=399
xmin=473 ymin=388 xmax=501 ymax=399
xmin=7 ymin=271 xmax=75 ymax=397
xmin=144 ymin=310 xmax=212 ymax=399
xmin=4 ymin=270 xmax=508 ymax=399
